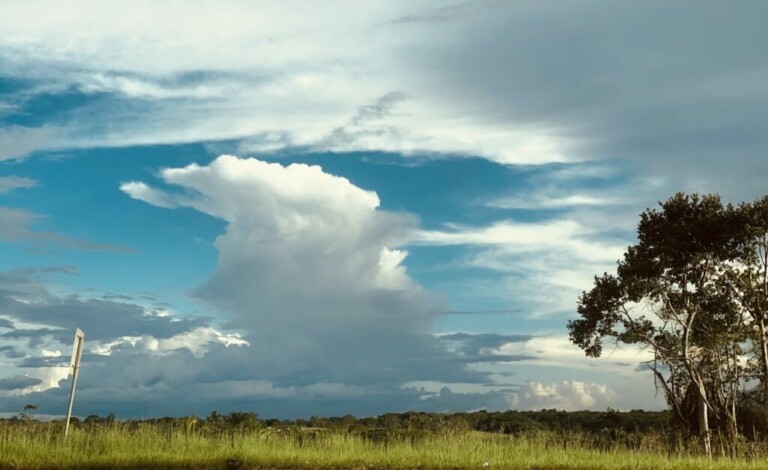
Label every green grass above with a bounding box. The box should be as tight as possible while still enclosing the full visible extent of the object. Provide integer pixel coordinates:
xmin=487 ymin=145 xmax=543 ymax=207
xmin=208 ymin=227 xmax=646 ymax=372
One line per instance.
xmin=2 ymin=424 xmax=768 ymax=469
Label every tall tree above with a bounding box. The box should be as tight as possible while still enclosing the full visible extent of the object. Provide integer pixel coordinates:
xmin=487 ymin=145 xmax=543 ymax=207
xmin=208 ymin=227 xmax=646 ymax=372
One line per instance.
xmin=720 ymin=196 xmax=768 ymax=429
xmin=568 ymin=193 xmax=745 ymax=455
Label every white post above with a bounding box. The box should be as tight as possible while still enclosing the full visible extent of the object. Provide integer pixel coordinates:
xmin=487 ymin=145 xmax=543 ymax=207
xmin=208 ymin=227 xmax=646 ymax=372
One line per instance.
xmin=64 ymin=328 xmax=85 ymax=441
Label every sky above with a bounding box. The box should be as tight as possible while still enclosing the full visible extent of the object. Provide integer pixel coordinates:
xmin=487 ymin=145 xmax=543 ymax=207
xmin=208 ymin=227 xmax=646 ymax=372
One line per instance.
xmin=1 ymin=0 xmax=767 ymax=419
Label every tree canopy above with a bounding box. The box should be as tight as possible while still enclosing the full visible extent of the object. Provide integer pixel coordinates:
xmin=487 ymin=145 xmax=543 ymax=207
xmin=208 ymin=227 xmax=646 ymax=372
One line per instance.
xmin=568 ymin=193 xmax=768 ymax=455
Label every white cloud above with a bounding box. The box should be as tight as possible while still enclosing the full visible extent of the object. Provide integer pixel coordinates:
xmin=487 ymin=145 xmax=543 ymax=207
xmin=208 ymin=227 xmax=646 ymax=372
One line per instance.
xmin=0 ymin=126 xmax=54 ymax=161
xmin=0 ymin=206 xmax=40 ymax=241
xmin=91 ymin=328 xmax=248 ymax=359
xmin=91 ymin=336 xmax=142 ymax=356
xmin=487 ymin=194 xmax=615 ymax=210
xmin=416 ymin=220 xmax=622 ymax=261
xmin=416 ymin=219 xmax=626 ymax=317
xmin=0 ymin=367 xmax=70 ymax=397
xmin=508 ymin=381 xmax=617 ymax=411
xmin=500 ymin=335 xmax=653 ymax=375
xmin=433 ymin=333 xmax=658 ymax=408
xmin=0 ymin=1 xmax=578 ymax=165
xmin=377 ymin=248 xmax=414 ymax=290
xmin=144 ymin=328 xmax=248 ymax=359
xmin=76 ymin=73 xmax=233 ymax=100
xmin=0 ymin=101 xmax=18 ymax=114
xmin=120 ymin=155 xmax=469 ymax=388
xmin=119 ymin=181 xmax=178 ymax=209
xmin=0 ymin=0 xmax=766 ymax=202
xmin=0 ymin=177 xmax=37 ymax=194
xmin=0 ymin=262 xmax=479 ymax=417
xmin=27 ymin=366 xmax=70 ymax=394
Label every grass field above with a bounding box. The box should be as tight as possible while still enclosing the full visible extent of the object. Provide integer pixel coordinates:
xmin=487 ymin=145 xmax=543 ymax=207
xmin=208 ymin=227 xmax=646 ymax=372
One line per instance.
xmin=3 ymin=422 xmax=768 ymax=469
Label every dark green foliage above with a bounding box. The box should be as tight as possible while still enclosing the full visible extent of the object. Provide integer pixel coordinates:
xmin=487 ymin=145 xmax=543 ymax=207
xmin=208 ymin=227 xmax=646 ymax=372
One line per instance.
xmin=0 ymin=408 xmax=672 ymax=436
xmin=568 ymin=192 xmax=768 ymax=453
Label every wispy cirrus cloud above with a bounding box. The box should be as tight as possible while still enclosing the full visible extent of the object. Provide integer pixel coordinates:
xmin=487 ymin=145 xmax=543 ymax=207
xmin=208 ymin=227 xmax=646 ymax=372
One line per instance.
xmin=0 ymin=0 xmax=766 ymax=193
xmin=0 ymin=206 xmax=132 ymax=252
xmin=0 ymin=1 xmax=578 ymax=165
xmin=0 ymin=175 xmax=131 ymax=252
xmin=0 ymin=126 xmax=54 ymax=161
xmin=414 ymin=217 xmax=626 ymax=318
xmin=0 ymin=176 xmax=36 ymax=194
xmin=381 ymin=0 xmax=508 ymax=26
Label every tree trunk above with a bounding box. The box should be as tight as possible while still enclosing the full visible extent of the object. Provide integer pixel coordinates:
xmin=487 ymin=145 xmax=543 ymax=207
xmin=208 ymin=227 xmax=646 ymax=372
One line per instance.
xmin=758 ymin=317 xmax=768 ymax=430
xmin=698 ymin=391 xmax=711 ymax=456
xmin=728 ymin=409 xmax=739 ymax=457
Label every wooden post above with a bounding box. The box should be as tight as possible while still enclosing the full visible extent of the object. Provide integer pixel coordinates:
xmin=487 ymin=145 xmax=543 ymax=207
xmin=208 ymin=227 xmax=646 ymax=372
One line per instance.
xmin=64 ymin=328 xmax=85 ymax=441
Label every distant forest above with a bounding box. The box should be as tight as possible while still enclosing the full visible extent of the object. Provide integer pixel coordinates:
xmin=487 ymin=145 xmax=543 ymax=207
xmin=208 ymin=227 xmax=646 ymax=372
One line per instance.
xmin=6 ymin=408 xmax=673 ymax=436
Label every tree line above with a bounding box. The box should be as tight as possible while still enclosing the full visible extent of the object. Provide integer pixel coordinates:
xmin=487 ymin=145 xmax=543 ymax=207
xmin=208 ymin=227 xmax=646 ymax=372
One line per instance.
xmin=2 ymin=408 xmax=671 ymax=436
xmin=569 ymin=193 xmax=768 ymax=456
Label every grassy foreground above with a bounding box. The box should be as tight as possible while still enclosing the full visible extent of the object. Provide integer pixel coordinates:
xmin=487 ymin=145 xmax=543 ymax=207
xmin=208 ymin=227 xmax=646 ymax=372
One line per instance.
xmin=2 ymin=424 xmax=768 ymax=469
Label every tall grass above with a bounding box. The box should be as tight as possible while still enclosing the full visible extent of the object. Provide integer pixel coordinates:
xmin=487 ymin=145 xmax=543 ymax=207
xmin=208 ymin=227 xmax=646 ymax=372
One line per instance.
xmin=2 ymin=422 xmax=768 ymax=469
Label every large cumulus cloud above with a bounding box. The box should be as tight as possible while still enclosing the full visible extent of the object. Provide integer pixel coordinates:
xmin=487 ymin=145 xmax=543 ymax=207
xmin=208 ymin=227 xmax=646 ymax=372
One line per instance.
xmin=121 ymin=155 xmax=484 ymax=389
xmin=0 ymin=157 xmax=543 ymax=418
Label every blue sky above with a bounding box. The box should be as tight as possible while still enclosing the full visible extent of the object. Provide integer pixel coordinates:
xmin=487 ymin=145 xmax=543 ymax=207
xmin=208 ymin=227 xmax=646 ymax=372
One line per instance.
xmin=1 ymin=0 xmax=767 ymax=418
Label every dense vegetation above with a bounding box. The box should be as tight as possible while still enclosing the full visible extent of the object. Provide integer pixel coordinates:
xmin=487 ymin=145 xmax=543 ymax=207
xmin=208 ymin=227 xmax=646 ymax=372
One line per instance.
xmin=3 ymin=409 xmax=768 ymax=469
xmin=9 ymin=408 xmax=674 ymax=435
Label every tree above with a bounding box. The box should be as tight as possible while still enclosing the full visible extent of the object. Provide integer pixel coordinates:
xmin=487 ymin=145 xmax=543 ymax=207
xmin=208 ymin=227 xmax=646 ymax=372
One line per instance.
xmin=20 ymin=403 xmax=37 ymax=422
xmin=568 ymin=193 xmax=746 ymax=455
xmin=721 ymin=195 xmax=768 ymax=429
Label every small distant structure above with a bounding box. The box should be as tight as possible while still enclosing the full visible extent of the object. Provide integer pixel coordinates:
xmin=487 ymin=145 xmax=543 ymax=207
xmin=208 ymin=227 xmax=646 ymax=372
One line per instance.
xmin=64 ymin=328 xmax=85 ymax=440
